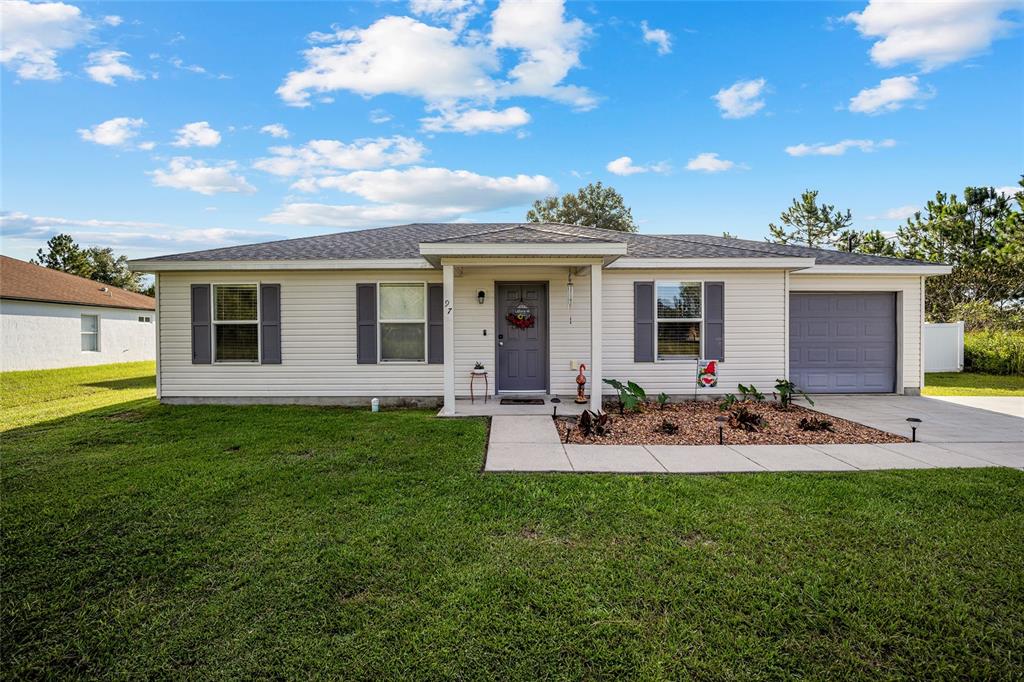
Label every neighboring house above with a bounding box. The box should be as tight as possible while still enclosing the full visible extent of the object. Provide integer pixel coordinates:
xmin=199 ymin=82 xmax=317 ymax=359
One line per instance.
xmin=1 ymin=255 xmax=156 ymax=372
xmin=128 ymin=223 xmax=951 ymax=415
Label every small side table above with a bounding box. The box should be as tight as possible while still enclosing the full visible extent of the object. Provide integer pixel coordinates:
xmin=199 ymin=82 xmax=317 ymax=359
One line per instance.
xmin=469 ymin=371 xmax=489 ymax=404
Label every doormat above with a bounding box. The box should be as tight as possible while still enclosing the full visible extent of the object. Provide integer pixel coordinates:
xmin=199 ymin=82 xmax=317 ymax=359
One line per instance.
xmin=500 ymin=398 xmax=546 ymax=405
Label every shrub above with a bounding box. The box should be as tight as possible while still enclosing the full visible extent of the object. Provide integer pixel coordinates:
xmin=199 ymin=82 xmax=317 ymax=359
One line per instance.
xmin=964 ymin=330 xmax=1024 ymax=375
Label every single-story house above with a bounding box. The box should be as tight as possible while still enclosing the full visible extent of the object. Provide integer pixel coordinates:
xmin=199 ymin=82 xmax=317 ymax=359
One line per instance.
xmin=1 ymin=255 xmax=156 ymax=372
xmin=128 ymin=222 xmax=951 ymax=415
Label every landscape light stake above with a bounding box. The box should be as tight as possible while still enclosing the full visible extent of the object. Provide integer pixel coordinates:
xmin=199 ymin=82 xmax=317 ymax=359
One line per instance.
xmin=906 ymin=417 xmax=922 ymax=442
xmin=550 ymin=396 xmax=560 ymax=418
xmin=715 ymin=415 xmax=729 ymax=445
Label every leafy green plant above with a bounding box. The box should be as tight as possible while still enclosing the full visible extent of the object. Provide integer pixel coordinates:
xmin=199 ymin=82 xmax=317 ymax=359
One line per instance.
xmin=798 ymin=416 xmax=834 ymax=432
xmin=728 ymin=405 xmax=764 ymax=432
xmin=718 ymin=393 xmax=738 ymax=411
xmin=773 ymin=379 xmax=814 ymax=409
xmin=603 ymin=378 xmax=647 ymax=414
xmin=964 ymin=330 xmax=1024 ymax=375
xmin=577 ymin=409 xmax=612 ymax=438
xmin=737 ymin=383 xmax=765 ymax=403
xmin=657 ymin=392 xmax=669 ymax=410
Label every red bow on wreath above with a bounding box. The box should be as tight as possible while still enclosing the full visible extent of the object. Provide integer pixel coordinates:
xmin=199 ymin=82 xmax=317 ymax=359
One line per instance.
xmin=506 ymin=311 xmax=536 ymax=329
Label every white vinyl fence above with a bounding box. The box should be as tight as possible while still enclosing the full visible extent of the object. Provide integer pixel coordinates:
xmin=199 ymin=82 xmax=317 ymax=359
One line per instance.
xmin=923 ymin=322 xmax=964 ymax=373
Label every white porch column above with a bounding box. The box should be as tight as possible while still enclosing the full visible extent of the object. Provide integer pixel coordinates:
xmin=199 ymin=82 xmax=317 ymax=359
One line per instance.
xmin=442 ymin=263 xmax=456 ymax=415
xmin=590 ymin=262 xmax=603 ymax=413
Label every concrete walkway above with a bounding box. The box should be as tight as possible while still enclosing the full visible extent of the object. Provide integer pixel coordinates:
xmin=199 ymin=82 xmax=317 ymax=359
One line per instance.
xmin=484 ymin=415 xmax=1024 ymax=473
xmin=925 ymin=395 xmax=1024 ymax=419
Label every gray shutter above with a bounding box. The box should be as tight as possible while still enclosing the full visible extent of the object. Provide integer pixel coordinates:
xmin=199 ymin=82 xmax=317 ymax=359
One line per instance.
xmin=260 ymin=283 xmax=281 ymax=364
xmin=356 ymin=283 xmax=377 ymax=364
xmin=634 ymin=281 xmax=655 ymax=362
xmin=704 ymin=281 xmax=725 ymax=361
xmin=427 ymin=283 xmax=443 ymax=364
xmin=191 ymin=284 xmax=211 ymax=364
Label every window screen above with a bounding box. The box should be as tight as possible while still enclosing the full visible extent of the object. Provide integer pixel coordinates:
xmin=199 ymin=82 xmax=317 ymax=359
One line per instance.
xmin=379 ymin=283 xmax=426 ymax=362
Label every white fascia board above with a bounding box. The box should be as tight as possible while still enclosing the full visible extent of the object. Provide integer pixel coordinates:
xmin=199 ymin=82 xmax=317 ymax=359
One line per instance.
xmin=607 ymin=257 xmax=816 ymax=269
xmin=793 ymin=264 xmax=953 ymax=276
xmin=418 ymin=242 xmax=628 ymax=257
xmin=128 ymin=258 xmax=432 ymax=272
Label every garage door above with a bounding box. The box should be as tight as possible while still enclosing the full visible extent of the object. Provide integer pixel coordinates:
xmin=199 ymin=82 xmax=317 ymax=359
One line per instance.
xmin=790 ymin=293 xmax=896 ymax=393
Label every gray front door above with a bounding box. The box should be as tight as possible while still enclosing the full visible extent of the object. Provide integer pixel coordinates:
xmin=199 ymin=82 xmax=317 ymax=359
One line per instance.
xmin=496 ymin=283 xmax=547 ymax=392
xmin=790 ymin=292 xmax=896 ymax=393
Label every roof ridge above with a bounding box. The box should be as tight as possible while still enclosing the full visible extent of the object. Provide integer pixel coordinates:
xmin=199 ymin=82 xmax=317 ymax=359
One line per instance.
xmin=421 ymin=224 xmax=525 ymax=243
xmin=640 ymin=233 xmax=799 ymax=258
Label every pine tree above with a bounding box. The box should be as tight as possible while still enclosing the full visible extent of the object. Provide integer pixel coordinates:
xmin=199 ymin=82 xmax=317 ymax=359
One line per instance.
xmin=527 ymin=182 xmax=637 ymax=232
xmin=767 ymin=190 xmax=852 ymax=248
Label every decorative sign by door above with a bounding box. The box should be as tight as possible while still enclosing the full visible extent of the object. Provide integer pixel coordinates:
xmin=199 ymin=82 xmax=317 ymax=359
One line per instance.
xmin=506 ymin=302 xmax=536 ymax=330
xmin=697 ymin=359 xmax=718 ymax=388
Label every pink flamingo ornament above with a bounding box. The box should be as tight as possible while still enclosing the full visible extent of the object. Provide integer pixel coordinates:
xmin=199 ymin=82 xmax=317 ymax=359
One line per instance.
xmin=575 ymin=363 xmax=588 ymax=404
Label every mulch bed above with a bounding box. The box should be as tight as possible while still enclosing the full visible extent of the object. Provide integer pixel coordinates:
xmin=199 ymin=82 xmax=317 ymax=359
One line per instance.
xmin=557 ymin=401 xmax=909 ymax=446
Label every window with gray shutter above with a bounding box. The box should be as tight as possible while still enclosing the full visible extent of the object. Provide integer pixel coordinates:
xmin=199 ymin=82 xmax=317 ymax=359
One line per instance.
xmin=634 ymin=281 xmax=655 ymax=362
xmin=191 ymin=284 xmax=211 ymax=364
xmin=704 ymin=281 xmax=725 ymax=361
xmin=260 ymin=283 xmax=281 ymax=364
xmin=356 ymin=283 xmax=377 ymax=364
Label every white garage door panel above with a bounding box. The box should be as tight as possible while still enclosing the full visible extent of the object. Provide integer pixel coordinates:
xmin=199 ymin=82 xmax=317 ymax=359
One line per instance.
xmin=790 ymin=292 xmax=896 ymax=394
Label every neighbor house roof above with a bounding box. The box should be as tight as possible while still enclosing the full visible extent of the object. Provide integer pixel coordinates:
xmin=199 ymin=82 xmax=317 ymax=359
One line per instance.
xmin=0 ymin=255 xmax=156 ymax=310
xmin=131 ymin=222 xmax=938 ymax=268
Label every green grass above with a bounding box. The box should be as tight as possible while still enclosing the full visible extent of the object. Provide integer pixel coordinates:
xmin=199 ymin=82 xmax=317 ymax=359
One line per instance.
xmin=3 ymin=366 xmax=1023 ymax=678
xmin=923 ymin=372 xmax=1024 ymax=397
xmin=0 ymin=361 xmax=156 ymax=431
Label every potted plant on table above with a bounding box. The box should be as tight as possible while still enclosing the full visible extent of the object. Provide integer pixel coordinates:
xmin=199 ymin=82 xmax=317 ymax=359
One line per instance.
xmin=472 ymin=362 xmax=486 ymax=375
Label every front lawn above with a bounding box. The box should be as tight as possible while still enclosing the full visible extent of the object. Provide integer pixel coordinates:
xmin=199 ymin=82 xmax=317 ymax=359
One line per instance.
xmin=923 ymin=371 xmax=1024 ymax=397
xmin=2 ymin=365 xmax=1022 ymax=678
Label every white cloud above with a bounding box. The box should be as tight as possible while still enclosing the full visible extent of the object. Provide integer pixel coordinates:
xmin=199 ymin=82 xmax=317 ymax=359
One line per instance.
xmin=277 ymin=0 xmax=595 ymax=112
xmin=606 ymin=156 xmax=670 ymax=176
xmin=102 ymin=15 xmax=122 ymax=26
xmin=260 ymin=123 xmax=290 ymax=139
xmin=169 ymin=56 xmax=206 ymax=74
xmin=490 ymin=0 xmax=594 ymax=108
xmin=996 ymin=185 xmax=1021 ymax=201
xmin=85 ymin=49 xmax=144 ymax=85
xmin=0 ymin=210 xmax=278 ymax=256
xmin=685 ymin=153 xmax=739 ymax=173
xmin=265 ymin=165 xmax=555 ymax=227
xmin=844 ymin=0 xmax=1019 ymax=71
xmin=149 ymin=157 xmax=256 ymax=195
xmin=866 ymin=205 xmax=918 ymax=221
xmin=369 ymin=109 xmax=393 ymax=124
xmin=78 ymin=117 xmax=146 ymax=147
xmin=421 ymin=106 xmax=530 ymax=133
xmin=785 ymin=138 xmax=897 ymax=157
xmin=137 ymin=141 xmax=156 ymax=151
xmin=172 ymin=121 xmax=222 ymax=147
xmin=253 ymin=136 xmax=426 ymax=176
xmin=410 ymin=0 xmax=484 ymax=33
xmin=640 ymin=20 xmax=672 ymax=55
xmin=849 ymin=75 xmax=934 ymax=114
xmin=0 ymin=0 xmax=92 ymax=80
xmin=712 ymin=78 xmax=767 ymax=119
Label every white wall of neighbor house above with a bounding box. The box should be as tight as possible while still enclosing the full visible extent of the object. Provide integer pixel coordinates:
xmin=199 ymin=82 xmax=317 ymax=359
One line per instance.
xmin=603 ymin=269 xmax=788 ymax=397
xmin=789 ymin=273 xmax=922 ymax=391
xmin=0 ymin=299 xmax=155 ymax=371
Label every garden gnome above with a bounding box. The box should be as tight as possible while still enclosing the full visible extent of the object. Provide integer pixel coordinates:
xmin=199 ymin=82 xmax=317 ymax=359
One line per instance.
xmin=575 ymin=363 xmax=588 ymax=404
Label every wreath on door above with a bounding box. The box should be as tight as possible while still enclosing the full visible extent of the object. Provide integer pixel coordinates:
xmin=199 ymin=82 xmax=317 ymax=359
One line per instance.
xmin=506 ymin=302 xmax=536 ymax=329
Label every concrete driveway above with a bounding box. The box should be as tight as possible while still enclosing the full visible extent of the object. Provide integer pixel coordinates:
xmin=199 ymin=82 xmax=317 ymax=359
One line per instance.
xmin=806 ymin=395 xmax=1024 ymax=443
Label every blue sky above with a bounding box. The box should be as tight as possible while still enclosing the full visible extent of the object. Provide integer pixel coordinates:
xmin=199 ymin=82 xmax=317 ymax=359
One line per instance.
xmin=2 ymin=0 xmax=1022 ymax=261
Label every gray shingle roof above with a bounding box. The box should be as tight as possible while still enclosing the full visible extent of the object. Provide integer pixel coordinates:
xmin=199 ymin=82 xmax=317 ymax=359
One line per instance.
xmin=140 ymin=222 xmax=934 ymax=267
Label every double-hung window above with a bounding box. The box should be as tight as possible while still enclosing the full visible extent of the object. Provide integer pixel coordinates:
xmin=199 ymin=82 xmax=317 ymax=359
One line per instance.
xmin=379 ymin=283 xmax=426 ymax=362
xmin=213 ymin=284 xmax=259 ymax=363
xmin=655 ymin=281 xmax=702 ymax=360
xmin=81 ymin=314 xmax=99 ymax=352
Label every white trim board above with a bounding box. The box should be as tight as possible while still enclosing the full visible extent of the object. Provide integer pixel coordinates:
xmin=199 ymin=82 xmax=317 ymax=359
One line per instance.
xmin=129 ymin=258 xmax=433 ymax=272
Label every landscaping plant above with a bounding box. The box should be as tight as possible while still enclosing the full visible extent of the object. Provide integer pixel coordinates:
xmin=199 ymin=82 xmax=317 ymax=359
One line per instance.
xmin=603 ymin=378 xmax=647 ymax=414
xmin=798 ymin=416 xmax=835 ymax=432
xmin=737 ymin=383 xmax=766 ymax=403
xmin=964 ymin=330 xmax=1024 ymax=375
xmin=718 ymin=393 xmax=738 ymax=411
xmin=773 ymin=379 xmax=814 ymax=409
xmin=657 ymin=392 xmax=669 ymax=410
xmin=657 ymin=418 xmax=679 ymax=435
xmin=577 ymin=409 xmax=612 ymax=438
xmin=728 ymin=405 xmax=765 ymax=432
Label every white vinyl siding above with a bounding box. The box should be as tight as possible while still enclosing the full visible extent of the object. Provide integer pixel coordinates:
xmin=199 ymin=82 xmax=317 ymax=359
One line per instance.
xmin=603 ymin=269 xmax=788 ymax=396
xmin=789 ymin=273 xmax=923 ymax=391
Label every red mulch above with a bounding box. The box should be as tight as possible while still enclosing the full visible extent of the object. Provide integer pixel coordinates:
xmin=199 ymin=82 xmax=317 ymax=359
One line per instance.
xmin=557 ymin=401 xmax=909 ymax=446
